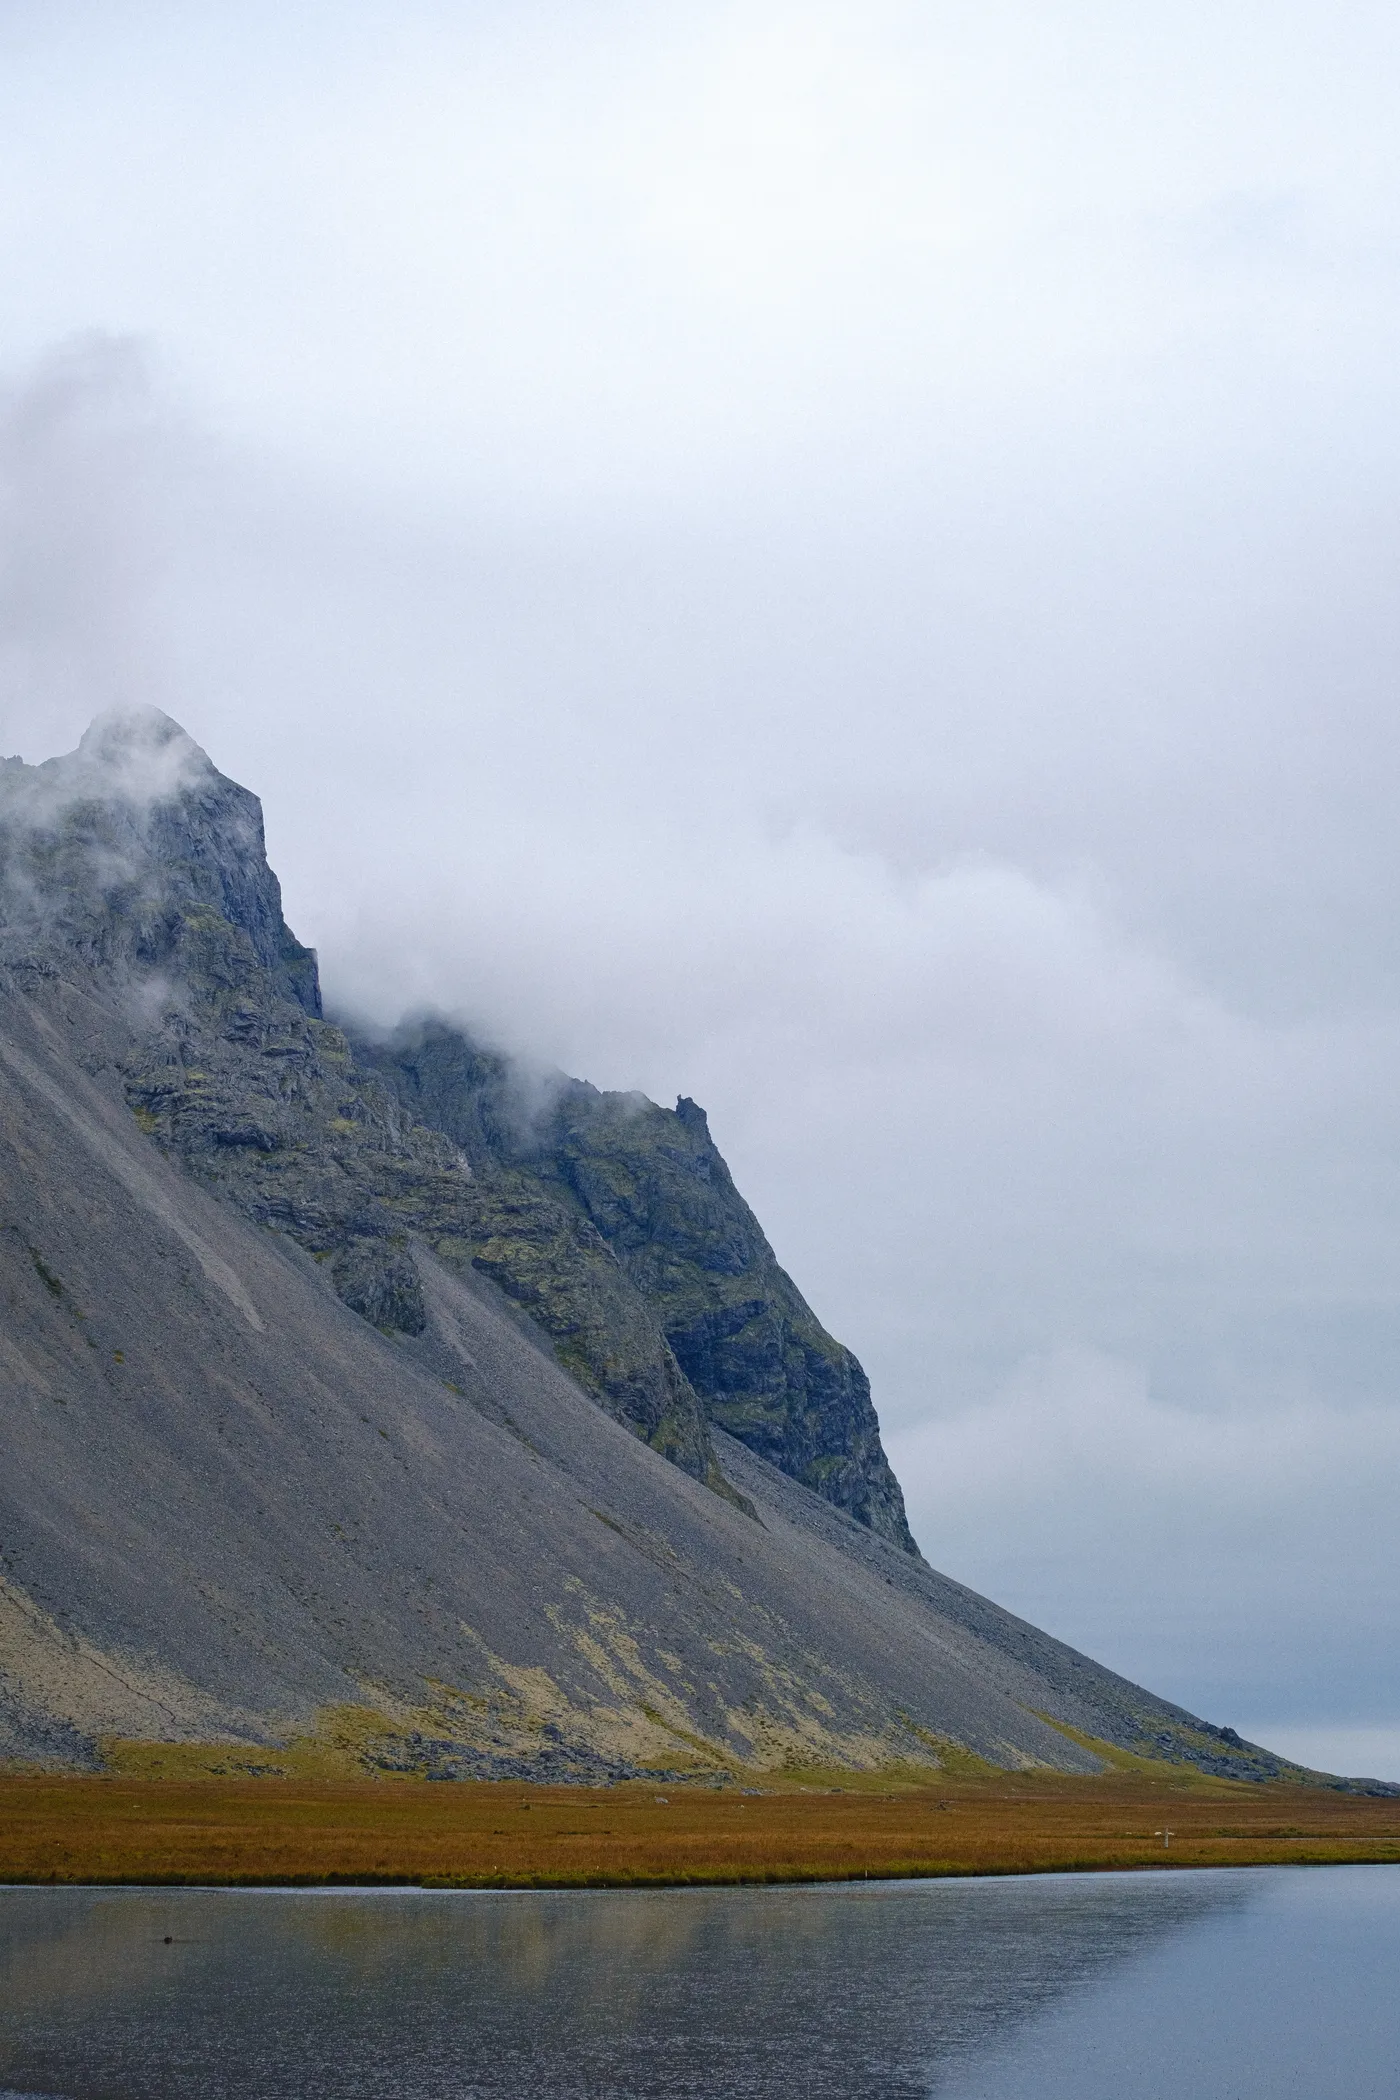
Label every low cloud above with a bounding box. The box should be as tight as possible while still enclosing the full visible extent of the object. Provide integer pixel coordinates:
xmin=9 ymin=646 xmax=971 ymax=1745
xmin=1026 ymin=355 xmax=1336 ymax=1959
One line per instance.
xmin=0 ymin=699 xmax=219 ymax=965
xmin=4 ymin=2 xmax=1400 ymax=1766
xmin=0 ymin=336 xmax=177 ymax=733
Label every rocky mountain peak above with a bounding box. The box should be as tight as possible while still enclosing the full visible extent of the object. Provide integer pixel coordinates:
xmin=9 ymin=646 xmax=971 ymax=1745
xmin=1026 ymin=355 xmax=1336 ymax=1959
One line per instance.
xmin=75 ymin=702 xmax=209 ymax=783
xmin=3 ymin=712 xmax=913 ymax=1549
xmin=0 ymin=709 xmax=320 ymax=1017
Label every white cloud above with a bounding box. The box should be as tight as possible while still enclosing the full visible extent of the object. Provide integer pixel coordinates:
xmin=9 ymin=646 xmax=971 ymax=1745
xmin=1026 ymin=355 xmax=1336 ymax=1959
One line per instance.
xmin=3 ymin=1 xmax=1400 ymax=1743
xmin=1 ymin=1 xmax=1398 ymax=503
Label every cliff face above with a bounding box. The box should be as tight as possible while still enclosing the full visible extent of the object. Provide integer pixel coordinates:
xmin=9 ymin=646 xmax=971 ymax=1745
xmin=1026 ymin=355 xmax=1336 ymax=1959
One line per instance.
xmin=3 ymin=709 xmax=913 ymax=1544
xmin=0 ymin=711 xmax=319 ymax=1014
xmin=1 ymin=711 xmax=713 ymax=1484
xmin=363 ymin=1025 xmax=916 ymax=1550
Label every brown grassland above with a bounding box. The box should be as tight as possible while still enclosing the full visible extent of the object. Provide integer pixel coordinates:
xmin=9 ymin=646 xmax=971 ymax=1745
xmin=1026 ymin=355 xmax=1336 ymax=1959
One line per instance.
xmin=4 ymin=1764 xmax=1400 ymax=1888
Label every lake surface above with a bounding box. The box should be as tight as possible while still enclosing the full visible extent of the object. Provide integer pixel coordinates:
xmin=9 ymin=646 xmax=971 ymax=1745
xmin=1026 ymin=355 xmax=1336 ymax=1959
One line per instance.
xmin=2 ymin=1867 xmax=1397 ymax=2098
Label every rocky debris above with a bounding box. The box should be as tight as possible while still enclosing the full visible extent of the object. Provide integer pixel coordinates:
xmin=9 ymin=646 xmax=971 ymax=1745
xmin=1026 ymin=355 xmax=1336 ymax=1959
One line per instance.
xmin=366 ymin=1731 xmax=699 ymax=1785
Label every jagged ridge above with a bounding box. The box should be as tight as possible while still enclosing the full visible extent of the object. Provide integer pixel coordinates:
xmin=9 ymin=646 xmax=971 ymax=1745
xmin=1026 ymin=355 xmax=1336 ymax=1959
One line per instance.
xmin=1 ymin=709 xmax=912 ymax=1540
xmin=361 ymin=1024 xmax=915 ymax=1548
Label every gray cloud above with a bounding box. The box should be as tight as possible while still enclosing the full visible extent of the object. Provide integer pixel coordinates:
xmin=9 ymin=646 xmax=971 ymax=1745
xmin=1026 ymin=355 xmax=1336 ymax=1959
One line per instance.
xmin=3 ymin=1 xmax=1400 ymax=1768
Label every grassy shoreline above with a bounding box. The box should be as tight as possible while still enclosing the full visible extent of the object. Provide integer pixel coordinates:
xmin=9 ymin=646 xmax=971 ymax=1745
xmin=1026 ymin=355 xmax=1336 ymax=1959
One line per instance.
xmin=4 ymin=1769 xmax=1400 ymax=1889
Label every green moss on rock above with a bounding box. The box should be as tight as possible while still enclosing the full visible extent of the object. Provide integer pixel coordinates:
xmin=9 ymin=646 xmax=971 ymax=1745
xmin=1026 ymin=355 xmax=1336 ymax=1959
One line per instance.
xmin=359 ymin=1023 xmax=918 ymax=1554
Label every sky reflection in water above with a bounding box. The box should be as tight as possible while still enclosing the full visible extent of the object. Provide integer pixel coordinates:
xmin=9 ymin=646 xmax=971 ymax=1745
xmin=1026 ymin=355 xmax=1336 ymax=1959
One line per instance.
xmin=1 ymin=1868 xmax=1396 ymax=2099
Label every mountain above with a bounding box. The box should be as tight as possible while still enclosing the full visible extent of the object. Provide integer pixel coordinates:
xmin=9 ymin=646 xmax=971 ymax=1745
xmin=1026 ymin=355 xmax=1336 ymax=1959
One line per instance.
xmin=355 ymin=1024 xmax=914 ymax=1547
xmin=0 ymin=711 xmax=1333 ymax=1783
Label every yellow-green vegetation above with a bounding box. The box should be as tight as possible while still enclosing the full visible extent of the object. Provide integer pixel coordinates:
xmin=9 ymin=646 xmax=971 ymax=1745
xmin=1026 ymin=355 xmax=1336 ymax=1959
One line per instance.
xmin=4 ymin=1768 xmax=1398 ymax=1888
xmin=99 ymin=1706 xmax=426 ymax=1784
xmin=1034 ymin=1714 xmax=1263 ymax=1781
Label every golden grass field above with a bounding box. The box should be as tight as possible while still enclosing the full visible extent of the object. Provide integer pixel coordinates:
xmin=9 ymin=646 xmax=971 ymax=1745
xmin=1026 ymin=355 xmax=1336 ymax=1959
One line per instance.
xmin=3 ymin=1766 xmax=1399 ymax=1887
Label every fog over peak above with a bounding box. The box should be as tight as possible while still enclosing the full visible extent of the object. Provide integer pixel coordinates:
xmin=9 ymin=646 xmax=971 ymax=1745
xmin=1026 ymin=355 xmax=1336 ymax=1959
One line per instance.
xmin=2 ymin=0 xmax=1400 ymax=1775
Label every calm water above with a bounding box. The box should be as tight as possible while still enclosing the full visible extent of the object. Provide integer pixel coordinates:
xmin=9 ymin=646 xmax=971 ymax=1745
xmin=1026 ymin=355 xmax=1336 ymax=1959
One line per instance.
xmin=1 ymin=1868 xmax=1397 ymax=2098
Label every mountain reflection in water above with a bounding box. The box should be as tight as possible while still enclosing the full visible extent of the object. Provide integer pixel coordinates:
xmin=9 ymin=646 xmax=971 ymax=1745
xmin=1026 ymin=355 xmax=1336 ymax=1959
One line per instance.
xmin=1 ymin=1868 xmax=1397 ymax=2098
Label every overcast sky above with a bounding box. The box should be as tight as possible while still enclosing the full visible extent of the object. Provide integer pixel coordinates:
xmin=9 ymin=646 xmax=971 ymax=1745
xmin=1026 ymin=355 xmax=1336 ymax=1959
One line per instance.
xmin=3 ymin=0 xmax=1400 ymax=1775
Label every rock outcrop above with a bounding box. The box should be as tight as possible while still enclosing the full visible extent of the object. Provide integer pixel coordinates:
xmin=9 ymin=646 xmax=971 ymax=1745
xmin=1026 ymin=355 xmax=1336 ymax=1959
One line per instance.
xmin=361 ymin=1024 xmax=915 ymax=1548
xmin=0 ymin=710 xmax=319 ymax=1013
